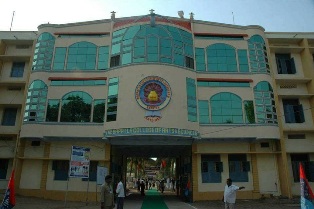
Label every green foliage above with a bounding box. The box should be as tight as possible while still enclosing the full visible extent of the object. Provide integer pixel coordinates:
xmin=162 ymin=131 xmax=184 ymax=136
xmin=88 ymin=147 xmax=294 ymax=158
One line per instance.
xmin=244 ymin=101 xmax=255 ymax=123
xmin=60 ymin=96 xmax=91 ymax=122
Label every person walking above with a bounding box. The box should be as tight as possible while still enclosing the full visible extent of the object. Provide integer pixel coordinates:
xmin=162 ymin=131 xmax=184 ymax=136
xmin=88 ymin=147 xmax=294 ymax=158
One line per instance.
xmin=222 ymin=178 xmax=245 ymax=209
xmin=100 ymin=175 xmax=115 ymax=209
xmin=116 ymin=176 xmax=125 ymax=209
xmin=140 ymin=180 xmax=145 ymax=196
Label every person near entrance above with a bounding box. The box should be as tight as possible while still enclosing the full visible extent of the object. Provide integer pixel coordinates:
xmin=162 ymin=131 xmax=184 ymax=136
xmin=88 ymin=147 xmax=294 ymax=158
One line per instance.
xmin=140 ymin=179 xmax=146 ymax=196
xmin=101 ymin=175 xmax=115 ymax=209
xmin=222 ymin=178 xmax=245 ymax=209
xmin=116 ymin=175 xmax=125 ymax=209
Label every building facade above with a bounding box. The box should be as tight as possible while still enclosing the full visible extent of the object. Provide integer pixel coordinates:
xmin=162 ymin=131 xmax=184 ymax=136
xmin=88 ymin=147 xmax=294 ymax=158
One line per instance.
xmin=0 ymin=12 xmax=313 ymax=202
xmin=266 ymin=32 xmax=314 ymax=197
xmin=0 ymin=31 xmax=36 ymax=190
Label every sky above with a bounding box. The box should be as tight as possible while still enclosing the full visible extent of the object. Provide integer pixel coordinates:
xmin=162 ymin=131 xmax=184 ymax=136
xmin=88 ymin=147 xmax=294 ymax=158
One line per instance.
xmin=1 ymin=0 xmax=314 ymax=32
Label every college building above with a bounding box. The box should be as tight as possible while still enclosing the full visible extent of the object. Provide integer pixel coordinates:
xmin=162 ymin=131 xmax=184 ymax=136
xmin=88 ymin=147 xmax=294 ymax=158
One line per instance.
xmin=0 ymin=11 xmax=314 ymax=202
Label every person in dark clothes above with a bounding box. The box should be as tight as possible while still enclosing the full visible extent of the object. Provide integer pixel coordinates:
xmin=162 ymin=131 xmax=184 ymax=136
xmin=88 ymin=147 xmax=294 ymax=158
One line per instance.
xmin=160 ymin=179 xmax=165 ymax=193
xmin=140 ymin=180 xmax=145 ymax=196
xmin=136 ymin=179 xmax=140 ymax=192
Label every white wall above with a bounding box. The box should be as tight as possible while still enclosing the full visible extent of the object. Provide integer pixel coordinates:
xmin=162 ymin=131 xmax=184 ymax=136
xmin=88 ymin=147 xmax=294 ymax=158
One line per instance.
xmin=20 ymin=160 xmax=42 ymax=189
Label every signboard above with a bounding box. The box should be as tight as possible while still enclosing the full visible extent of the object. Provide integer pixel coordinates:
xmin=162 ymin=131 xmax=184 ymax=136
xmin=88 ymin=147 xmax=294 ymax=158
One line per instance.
xmin=104 ymin=127 xmax=199 ymax=137
xmin=69 ymin=146 xmax=90 ymax=178
xmin=97 ymin=166 xmax=108 ymax=185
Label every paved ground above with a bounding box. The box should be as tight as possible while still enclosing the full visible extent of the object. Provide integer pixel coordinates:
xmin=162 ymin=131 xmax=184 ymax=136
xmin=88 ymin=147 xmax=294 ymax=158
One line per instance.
xmin=11 ymin=190 xmax=300 ymax=209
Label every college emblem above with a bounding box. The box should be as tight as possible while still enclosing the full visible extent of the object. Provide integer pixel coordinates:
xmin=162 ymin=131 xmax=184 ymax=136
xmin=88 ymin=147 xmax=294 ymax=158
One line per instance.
xmin=135 ymin=76 xmax=171 ymax=122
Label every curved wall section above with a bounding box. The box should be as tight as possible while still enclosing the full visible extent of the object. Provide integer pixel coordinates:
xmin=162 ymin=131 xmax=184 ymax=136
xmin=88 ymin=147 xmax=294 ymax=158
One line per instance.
xmin=103 ymin=64 xmax=199 ymax=139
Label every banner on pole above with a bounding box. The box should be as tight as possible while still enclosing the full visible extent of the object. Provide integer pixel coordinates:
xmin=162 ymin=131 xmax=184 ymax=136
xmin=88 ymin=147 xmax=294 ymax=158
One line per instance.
xmin=0 ymin=170 xmax=15 ymax=209
xmin=96 ymin=166 xmax=108 ymax=185
xmin=300 ymin=162 xmax=314 ymax=209
xmin=69 ymin=146 xmax=90 ymax=178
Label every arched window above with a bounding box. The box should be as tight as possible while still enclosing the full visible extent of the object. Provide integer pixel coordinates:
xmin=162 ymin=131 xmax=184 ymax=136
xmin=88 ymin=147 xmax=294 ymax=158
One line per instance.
xmin=248 ymin=35 xmax=269 ymax=73
xmin=206 ymin=43 xmax=237 ymax=72
xmin=253 ymin=81 xmax=277 ymax=124
xmin=60 ymin=91 xmax=92 ymax=122
xmin=210 ymin=92 xmax=243 ymax=124
xmin=24 ymin=80 xmax=48 ymax=122
xmin=110 ymin=24 xmax=194 ymax=68
xmin=32 ymin=32 xmax=55 ymax=71
xmin=66 ymin=42 xmax=97 ymax=70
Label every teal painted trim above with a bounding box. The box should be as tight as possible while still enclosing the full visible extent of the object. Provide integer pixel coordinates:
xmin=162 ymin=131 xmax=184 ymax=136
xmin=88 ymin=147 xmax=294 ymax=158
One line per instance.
xmin=51 ymin=80 xmax=106 ymax=86
xmin=22 ymin=121 xmax=103 ymax=126
xmin=104 ymin=127 xmax=199 ymax=137
xmin=197 ymin=81 xmax=250 ymax=87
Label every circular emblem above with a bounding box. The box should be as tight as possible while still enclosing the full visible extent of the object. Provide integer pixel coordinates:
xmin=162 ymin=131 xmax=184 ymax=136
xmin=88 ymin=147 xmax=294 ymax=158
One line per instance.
xmin=135 ymin=76 xmax=171 ymax=110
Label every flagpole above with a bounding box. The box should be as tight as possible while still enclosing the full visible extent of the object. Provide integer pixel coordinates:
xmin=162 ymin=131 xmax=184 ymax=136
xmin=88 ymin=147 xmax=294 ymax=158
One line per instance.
xmin=85 ymin=150 xmax=91 ymax=206
xmin=64 ymin=148 xmax=72 ymax=207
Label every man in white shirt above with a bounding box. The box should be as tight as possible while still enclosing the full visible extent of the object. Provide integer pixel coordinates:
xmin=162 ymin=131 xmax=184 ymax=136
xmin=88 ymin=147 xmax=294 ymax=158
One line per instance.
xmin=116 ymin=176 xmax=125 ymax=209
xmin=223 ymin=178 xmax=245 ymax=209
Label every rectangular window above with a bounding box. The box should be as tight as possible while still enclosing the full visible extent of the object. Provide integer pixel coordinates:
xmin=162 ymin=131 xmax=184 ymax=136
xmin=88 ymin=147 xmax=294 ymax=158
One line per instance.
xmin=198 ymin=100 xmax=209 ymax=124
xmin=2 ymin=108 xmax=17 ymax=126
xmin=291 ymin=154 xmax=314 ymax=182
xmin=201 ymin=155 xmax=222 ymax=183
xmin=98 ymin=46 xmax=109 ymax=70
xmin=237 ymin=49 xmax=249 ymax=72
xmin=244 ymin=100 xmax=255 ymax=123
xmin=0 ymin=159 xmax=9 ymax=179
xmin=110 ymin=55 xmax=120 ymax=67
xmin=228 ymin=154 xmax=249 ymax=182
xmin=52 ymin=160 xmax=69 ymax=181
xmin=106 ymin=78 xmax=119 ymax=122
xmin=282 ymin=99 xmax=305 ymax=123
xmin=287 ymin=134 xmax=306 ymax=139
xmin=46 ymin=100 xmax=60 ymax=122
xmin=185 ymin=56 xmax=194 ymax=69
xmin=93 ymin=100 xmax=105 ymax=123
xmin=275 ymin=54 xmax=296 ymax=74
xmin=52 ymin=47 xmax=66 ymax=71
xmin=10 ymin=62 xmax=25 ymax=77
xmin=186 ymin=78 xmax=197 ymax=122
xmin=195 ymin=48 xmax=206 ymax=71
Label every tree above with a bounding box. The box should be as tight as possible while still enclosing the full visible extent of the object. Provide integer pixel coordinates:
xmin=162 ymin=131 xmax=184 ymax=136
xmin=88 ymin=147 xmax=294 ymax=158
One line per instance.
xmin=60 ymin=96 xmax=91 ymax=122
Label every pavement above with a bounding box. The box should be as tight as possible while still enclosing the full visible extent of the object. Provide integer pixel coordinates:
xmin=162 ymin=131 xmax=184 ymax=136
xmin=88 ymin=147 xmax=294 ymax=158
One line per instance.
xmin=12 ymin=189 xmax=300 ymax=209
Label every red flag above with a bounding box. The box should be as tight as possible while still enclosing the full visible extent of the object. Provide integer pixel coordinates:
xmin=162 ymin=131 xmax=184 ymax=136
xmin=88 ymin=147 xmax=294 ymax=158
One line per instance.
xmin=300 ymin=163 xmax=314 ymax=199
xmin=0 ymin=170 xmax=16 ymax=209
xmin=300 ymin=163 xmax=314 ymax=209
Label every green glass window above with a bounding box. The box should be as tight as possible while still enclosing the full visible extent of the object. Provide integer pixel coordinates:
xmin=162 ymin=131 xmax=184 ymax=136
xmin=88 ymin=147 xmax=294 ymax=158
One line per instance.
xmin=197 ymin=81 xmax=250 ymax=87
xmin=51 ymin=80 xmax=106 ymax=86
xmin=207 ymin=43 xmax=237 ymax=72
xmin=254 ymin=81 xmax=277 ymax=124
xmin=198 ymin=100 xmax=209 ymax=124
xmin=195 ymin=48 xmax=206 ymax=71
xmin=110 ymin=24 xmax=193 ymax=68
xmin=60 ymin=91 xmax=92 ymax=122
xmin=93 ymin=100 xmax=106 ymax=123
xmin=66 ymin=42 xmax=97 ymax=70
xmin=98 ymin=46 xmax=109 ymax=70
xmin=52 ymin=47 xmax=66 ymax=71
xmin=46 ymin=100 xmax=60 ymax=122
xmin=24 ymin=80 xmax=48 ymax=122
xmin=210 ymin=92 xmax=243 ymax=124
xmin=32 ymin=32 xmax=55 ymax=71
xmin=248 ymin=35 xmax=269 ymax=73
xmin=186 ymin=78 xmax=197 ymax=122
xmin=106 ymin=77 xmax=119 ymax=122
xmin=237 ymin=49 xmax=249 ymax=72
xmin=244 ymin=100 xmax=255 ymax=123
